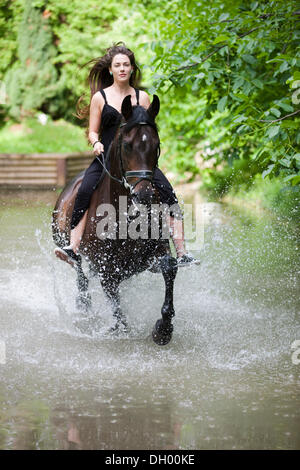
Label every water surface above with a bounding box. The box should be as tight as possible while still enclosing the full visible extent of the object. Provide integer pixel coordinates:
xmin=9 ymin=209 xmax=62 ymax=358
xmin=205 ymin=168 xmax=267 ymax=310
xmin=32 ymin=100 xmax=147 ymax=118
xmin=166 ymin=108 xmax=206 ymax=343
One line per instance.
xmin=0 ymin=189 xmax=299 ymax=450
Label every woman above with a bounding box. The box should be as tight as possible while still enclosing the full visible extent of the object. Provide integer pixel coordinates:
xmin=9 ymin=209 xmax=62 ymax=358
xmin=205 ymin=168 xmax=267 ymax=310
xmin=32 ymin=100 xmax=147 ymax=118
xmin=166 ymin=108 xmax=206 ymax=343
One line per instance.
xmin=55 ymin=43 xmax=197 ymax=268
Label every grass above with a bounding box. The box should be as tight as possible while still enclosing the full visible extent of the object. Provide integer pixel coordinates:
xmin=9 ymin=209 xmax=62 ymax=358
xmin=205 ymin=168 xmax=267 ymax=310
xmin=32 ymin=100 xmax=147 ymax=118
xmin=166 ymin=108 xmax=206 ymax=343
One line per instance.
xmin=0 ymin=117 xmax=90 ymax=153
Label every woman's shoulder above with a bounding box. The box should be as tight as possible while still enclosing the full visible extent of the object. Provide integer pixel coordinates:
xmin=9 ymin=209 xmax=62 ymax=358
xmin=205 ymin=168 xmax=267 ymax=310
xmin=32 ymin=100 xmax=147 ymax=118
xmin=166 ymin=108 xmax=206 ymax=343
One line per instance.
xmin=91 ymin=90 xmax=106 ymax=112
xmin=92 ymin=90 xmax=105 ymax=103
xmin=138 ymin=89 xmax=151 ymax=107
xmin=138 ymin=89 xmax=148 ymax=97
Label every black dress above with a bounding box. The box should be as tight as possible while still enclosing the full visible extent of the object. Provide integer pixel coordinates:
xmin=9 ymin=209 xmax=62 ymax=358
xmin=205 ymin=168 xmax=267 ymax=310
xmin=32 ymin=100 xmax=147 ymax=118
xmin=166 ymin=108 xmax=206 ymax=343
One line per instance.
xmin=70 ymin=88 xmax=181 ymax=229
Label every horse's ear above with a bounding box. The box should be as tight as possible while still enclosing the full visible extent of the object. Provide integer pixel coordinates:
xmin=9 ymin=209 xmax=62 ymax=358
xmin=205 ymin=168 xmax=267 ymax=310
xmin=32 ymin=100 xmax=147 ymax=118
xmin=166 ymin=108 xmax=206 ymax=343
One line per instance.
xmin=121 ymin=95 xmax=133 ymax=121
xmin=147 ymin=94 xmax=160 ymax=120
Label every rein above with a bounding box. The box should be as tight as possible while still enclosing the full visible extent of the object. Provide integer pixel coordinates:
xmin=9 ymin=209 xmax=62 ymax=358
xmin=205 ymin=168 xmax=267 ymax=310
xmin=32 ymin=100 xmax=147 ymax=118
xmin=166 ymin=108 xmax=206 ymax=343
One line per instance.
xmin=96 ymin=119 xmax=161 ymax=194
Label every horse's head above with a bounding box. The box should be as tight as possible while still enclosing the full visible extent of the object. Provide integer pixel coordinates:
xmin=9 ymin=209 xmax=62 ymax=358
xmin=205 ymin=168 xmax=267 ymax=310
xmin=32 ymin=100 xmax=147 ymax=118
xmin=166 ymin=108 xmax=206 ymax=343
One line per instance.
xmin=117 ymin=94 xmax=161 ymax=206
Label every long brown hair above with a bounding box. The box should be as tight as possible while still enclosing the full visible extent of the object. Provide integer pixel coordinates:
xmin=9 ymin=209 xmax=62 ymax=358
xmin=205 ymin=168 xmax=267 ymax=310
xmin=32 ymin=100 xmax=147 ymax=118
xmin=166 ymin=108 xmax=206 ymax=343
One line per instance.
xmin=74 ymin=42 xmax=142 ymax=142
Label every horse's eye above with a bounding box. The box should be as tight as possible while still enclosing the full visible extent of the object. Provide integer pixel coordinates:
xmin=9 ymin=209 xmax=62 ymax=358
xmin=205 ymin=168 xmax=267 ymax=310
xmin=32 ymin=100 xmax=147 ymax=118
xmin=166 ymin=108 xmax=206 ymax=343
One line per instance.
xmin=123 ymin=141 xmax=132 ymax=151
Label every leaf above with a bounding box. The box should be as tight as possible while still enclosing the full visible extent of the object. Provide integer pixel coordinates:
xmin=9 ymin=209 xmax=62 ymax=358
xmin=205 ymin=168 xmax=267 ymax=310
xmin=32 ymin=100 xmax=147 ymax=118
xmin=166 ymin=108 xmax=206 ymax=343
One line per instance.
xmin=283 ymin=174 xmax=298 ymax=182
xmin=293 ymin=71 xmax=300 ymax=81
xmin=242 ymin=54 xmax=257 ymax=65
xmin=252 ymin=78 xmax=263 ymax=89
xmin=219 ymin=13 xmax=229 ymax=21
xmin=232 ymin=115 xmax=247 ymax=124
xmin=191 ymin=78 xmax=201 ymax=91
xmin=236 ymin=124 xmax=249 ymax=133
xmin=294 ymin=153 xmax=300 ymax=162
xmin=217 ymin=95 xmax=227 ymax=112
xmin=279 ymin=157 xmax=292 ymax=168
xmin=279 ymin=61 xmax=289 ymax=73
xmin=213 ymin=34 xmax=229 ymax=44
xmin=205 ymin=71 xmax=214 ymax=85
xmin=242 ymin=81 xmax=252 ymax=96
xmin=277 ymin=102 xmax=294 ymax=112
xmin=266 ymin=126 xmax=280 ymax=138
xmin=269 ymin=108 xmax=281 ymax=118
xmin=262 ymin=164 xmax=275 ymax=179
xmin=233 ymin=77 xmax=244 ymax=91
xmin=195 ymin=72 xmax=205 ymax=79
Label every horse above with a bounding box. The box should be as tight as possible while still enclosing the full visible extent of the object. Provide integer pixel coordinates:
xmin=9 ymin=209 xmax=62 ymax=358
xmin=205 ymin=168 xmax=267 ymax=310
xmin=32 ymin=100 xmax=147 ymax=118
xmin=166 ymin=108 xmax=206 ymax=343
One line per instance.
xmin=52 ymin=95 xmax=178 ymax=345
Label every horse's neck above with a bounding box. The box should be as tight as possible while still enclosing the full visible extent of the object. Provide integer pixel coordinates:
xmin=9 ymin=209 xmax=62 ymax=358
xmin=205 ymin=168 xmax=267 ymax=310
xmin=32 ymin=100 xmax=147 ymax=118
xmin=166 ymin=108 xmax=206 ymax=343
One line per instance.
xmin=109 ymin=142 xmax=128 ymax=196
xmin=92 ymin=154 xmax=127 ymax=210
xmin=110 ymin=142 xmax=122 ymax=179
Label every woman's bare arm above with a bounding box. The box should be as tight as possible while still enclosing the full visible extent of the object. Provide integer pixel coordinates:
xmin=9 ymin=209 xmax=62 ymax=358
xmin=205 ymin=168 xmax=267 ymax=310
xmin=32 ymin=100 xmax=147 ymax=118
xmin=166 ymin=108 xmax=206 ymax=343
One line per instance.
xmin=88 ymin=92 xmax=104 ymax=145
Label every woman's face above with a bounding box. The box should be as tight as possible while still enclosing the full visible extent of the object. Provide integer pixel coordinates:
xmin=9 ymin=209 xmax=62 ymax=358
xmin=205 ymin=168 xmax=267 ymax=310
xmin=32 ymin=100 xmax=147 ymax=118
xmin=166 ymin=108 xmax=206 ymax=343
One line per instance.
xmin=110 ymin=54 xmax=133 ymax=82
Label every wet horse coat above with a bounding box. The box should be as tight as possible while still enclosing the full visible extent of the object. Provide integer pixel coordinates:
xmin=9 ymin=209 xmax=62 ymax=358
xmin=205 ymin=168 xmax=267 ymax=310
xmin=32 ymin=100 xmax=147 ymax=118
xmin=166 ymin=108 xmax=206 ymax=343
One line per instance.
xmin=52 ymin=95 xmax=178 ymax=344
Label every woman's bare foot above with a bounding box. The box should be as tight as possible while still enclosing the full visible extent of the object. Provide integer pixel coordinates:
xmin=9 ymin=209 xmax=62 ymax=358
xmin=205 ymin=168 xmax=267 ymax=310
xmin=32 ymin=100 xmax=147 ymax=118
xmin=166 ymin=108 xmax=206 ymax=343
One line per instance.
xmin=168 ymin=215 xmax=200 ymax=266
xmin=54 ymin=246 xmax=81 ymax=268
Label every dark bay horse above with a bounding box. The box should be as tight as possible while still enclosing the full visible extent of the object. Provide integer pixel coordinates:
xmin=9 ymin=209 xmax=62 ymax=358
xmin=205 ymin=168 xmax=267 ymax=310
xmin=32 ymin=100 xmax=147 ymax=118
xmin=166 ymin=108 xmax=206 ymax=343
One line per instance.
xmin=52 ymin=95 xmax=178 ymax=345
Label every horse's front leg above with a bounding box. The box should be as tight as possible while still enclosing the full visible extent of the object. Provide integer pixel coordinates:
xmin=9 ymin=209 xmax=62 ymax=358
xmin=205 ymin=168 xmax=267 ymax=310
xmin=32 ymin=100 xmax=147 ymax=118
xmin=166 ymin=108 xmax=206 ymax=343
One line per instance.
xmin=101 ymin=277 xmax=129 ymax=333
xmin=152 ymin=254 xmax=178 ymax=345
xmin=75 ymin=264 xmax=92 ymax=312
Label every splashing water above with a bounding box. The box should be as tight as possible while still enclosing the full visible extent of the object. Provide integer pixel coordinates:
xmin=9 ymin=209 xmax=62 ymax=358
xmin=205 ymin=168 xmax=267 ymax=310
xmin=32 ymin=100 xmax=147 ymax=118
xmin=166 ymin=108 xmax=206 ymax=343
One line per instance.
xmin=0 ymin=191 xmax=299 ymax=450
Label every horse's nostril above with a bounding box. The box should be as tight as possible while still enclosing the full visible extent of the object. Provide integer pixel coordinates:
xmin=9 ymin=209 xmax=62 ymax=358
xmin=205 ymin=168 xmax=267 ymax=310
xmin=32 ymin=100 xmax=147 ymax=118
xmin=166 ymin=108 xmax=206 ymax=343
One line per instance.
xmin=132 ymin=188 xmax=155 ymax=206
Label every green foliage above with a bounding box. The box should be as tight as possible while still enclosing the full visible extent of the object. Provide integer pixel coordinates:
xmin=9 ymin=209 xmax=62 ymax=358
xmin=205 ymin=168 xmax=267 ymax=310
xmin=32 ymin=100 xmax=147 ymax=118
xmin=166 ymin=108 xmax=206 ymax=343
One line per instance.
xmin=146 ymin=0 xmax=300 ymax=186
xmin=1 ymin=0 xmax=299 ymax=202
xmin=225 ymin=172 xmax=300 ymax=222
xmin=3 ymin=0 xmax=58 ymax=120
xmin=0 ymin=0 xmax=168 ymax=124
xmin=0 ymin=1 xmax=22 ymax=77
xmin=201 ymin=157 xmax=264 ymax=199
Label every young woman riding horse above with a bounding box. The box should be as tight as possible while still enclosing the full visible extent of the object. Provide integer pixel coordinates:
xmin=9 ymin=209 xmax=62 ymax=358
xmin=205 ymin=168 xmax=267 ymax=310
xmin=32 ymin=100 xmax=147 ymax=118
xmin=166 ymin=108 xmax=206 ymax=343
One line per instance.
xmin=54 ymin=43 xmax=198 ymax=268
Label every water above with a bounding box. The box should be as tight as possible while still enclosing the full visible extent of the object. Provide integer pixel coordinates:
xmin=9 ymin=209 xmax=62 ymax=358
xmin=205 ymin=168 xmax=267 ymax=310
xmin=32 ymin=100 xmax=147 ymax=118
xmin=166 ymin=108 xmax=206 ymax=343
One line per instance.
xmin=0 ymin=189 xmax=299 ymax=450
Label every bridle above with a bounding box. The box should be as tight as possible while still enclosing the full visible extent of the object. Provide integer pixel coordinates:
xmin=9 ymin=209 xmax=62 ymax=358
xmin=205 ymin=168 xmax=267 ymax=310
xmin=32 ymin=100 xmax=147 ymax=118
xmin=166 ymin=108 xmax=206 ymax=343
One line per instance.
xmin=96 ymin=118 xmax=161 ymax=195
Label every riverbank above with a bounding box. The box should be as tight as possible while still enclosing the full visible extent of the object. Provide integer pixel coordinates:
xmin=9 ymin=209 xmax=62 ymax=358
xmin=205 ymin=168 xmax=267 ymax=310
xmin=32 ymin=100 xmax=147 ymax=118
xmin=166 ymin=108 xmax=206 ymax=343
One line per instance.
xmin=198 ymin=173 xmax=300 ymax=228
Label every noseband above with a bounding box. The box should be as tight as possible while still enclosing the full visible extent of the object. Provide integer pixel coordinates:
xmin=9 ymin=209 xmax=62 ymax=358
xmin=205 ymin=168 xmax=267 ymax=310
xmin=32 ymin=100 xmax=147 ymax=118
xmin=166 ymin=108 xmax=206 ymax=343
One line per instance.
xmin=97 ymin=119 xmax=160 ymax=194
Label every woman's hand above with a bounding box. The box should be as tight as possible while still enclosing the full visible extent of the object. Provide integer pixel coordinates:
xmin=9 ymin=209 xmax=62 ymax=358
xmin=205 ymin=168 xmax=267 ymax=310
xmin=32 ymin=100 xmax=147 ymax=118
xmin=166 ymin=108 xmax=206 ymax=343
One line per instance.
xmin=93 ymin=141 xmax=104 ymax=156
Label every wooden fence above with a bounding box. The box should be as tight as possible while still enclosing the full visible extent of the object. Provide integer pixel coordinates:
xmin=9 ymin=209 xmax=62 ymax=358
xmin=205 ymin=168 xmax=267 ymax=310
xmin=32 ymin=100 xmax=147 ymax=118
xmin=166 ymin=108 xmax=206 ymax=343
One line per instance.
xmin=0 ymin=152 xmax=93 ymax=188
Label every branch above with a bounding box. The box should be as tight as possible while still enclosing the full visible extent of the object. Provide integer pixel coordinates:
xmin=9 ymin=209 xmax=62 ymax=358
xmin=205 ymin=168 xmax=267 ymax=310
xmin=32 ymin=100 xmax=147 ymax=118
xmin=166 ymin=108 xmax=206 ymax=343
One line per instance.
xmin=259 ymin=109 xmax=300 ymax=123
xmin=171 ymin=10 xmax=300 ymax=74
xmin=174 ymin=27 xmax=260 ymax=73
xmin=208 ymin=10 xmax=300 ymax=25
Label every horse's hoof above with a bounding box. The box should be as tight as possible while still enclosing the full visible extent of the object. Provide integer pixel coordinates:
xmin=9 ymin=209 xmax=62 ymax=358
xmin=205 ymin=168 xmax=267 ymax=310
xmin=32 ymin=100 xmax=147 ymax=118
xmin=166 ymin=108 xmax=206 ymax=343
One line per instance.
xmin=152 ymin=319 xmax=173 ymax=346
xmin=76 ymin=292 xmax=92 ymax=312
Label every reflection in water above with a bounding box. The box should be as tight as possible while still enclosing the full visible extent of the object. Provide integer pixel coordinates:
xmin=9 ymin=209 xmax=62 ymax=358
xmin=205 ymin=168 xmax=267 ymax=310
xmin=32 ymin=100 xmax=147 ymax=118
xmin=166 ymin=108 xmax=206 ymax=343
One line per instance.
xmin=0 ymin=190 xmax=299 ymax=450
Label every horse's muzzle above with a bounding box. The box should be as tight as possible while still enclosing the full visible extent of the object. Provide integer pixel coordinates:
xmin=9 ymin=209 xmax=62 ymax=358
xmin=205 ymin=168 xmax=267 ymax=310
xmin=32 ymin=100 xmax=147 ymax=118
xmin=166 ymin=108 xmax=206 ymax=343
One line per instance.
xmin=131 ymin=182 xmax=157 ymax=207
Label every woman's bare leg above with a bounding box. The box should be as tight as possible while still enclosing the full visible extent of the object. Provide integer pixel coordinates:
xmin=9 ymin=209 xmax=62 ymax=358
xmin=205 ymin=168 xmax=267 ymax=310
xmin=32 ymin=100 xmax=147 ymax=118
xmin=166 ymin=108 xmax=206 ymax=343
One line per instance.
xmin=168 ymin=215 xmax=200 ymax=265
xmin=69 ymin=210 xmax=88 ymax=253
xmin=55 ymin=210 xmax=88 ymax=267
xmin=167 ymin=215 xmax=186 ymax=258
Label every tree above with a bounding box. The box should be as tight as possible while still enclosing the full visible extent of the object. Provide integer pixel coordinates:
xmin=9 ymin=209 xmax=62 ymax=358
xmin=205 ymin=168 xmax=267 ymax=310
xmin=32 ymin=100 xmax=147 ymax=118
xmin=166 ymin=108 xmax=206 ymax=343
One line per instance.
xmin=146 ymin=0 xmax=300 ymax=186
xmin=4 ymin=0 xmax=58 ymax=120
